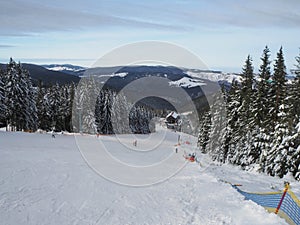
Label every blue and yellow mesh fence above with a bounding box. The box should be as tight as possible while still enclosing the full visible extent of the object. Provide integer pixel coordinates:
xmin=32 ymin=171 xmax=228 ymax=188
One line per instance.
xmin=230 ymin=182 xmax=300 ymax=225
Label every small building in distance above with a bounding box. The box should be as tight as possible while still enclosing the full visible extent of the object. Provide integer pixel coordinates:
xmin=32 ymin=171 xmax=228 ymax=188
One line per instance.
xmin=165 ymin=111 xmax=181 ymax=130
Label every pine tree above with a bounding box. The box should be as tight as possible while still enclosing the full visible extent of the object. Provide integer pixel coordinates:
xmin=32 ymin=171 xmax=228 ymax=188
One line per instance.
xmin=58 ymin=84 xmax=73 ymax=131
xmin=256 ymin=46 xmax=272 ymax=129
xmin=229 ymin=56 xmax=256 ymax=166
xmin=284 ymin=123 xmax=300 ymax=180
xmin=197 ymin=111 xmax=211 ymax=153
xmin=295 ymin=48 xmax=300 ymax=76
xmin=65 ymin=83 xmax=75 ymax=132
xmin=128 ymin=105 xmax=153 ymax=134
xmin=265 ymin=48 xmax=290 ymax=177
xmin=270 ymin=47 xmax=287 ymax=128
xmin=95 ymin=90 xmax=113 ymax=134
xmin=139 ymin=106 xmax=153 ymax=134
xmin=36 ymin=82 xmax=52 ymax=131
xmin=266 ymin=100 xmax=292 ymax=177
xmin=197 ymin=46 xmax=300 ymax=180
xmin=22 ymin=66 xmax=37 ymax=131
xmin=111 ymin=92 xmax=131 ymax=134
xmin=129 ymin=106 xmax=141 ymax=134
xmin=5 ymin=59 xmax=31 ymax=131
xmin=224 ymin=80 xmax=241 ymax=163
xmin=290 ymin=51 xmax=300 ymax=125
xmin=48 ymin=84 xmax=63 ymax=131
xmin=251 ymin=47 xmax=273 ymax=169
xmin=207 ymin=91 xmax=227 ymax=162
xmin=2 ymin=59 xmax=37 ymax=131
xmin=0 ymin=69 xmax=6 ymax=125
xmin=240 ymin=55 xmax=255 ymax=128
xmin=5 ymin=58 xmax=21 ymax=130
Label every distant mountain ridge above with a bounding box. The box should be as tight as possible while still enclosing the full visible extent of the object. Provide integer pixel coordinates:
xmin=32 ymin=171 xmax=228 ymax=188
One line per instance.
xmin=0 ymin=62 xmax=239 ymax=111
xmin=0 ymin=63 xmax=80 ymax=86
xmin=79 ymin=65 xmax=228 ymax=111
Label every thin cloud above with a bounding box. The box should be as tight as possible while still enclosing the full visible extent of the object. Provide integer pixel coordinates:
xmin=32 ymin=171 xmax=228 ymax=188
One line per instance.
xmin=225 ymin=0 xmax=300 ymax=28
xmin=1 ymin=0 xmax=299 ymax=37
xmin=109 ymin=0 xmax=300 ymax=29
xmin=0 ymin=0 xmax=186 ymax=36
xmin=0 ymin=45 xmax=15 ymax=48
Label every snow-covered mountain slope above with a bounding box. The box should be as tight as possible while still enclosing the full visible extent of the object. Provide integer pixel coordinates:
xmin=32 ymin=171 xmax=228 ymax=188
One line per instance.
xmin=184 ymin=69 xmax=242 ymax=87
xmin=43 ymin=64 xmax=86 ymax=72
xmin=169 ymin=77 xmax=207 ymax=88
xmin=1 ymin=127 xmax=298 ymax=225
xmin=42 ymin=64 xmax=86 ymax=76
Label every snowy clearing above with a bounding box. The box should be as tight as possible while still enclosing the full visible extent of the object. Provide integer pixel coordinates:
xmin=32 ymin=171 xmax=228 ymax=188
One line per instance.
xmin=185 ymin=70 xmax=242 ymax=84
xmin=169 ymin=77 xmax=207 ymax=88
xmin=0 ymin=129 xmax=298 ymax=225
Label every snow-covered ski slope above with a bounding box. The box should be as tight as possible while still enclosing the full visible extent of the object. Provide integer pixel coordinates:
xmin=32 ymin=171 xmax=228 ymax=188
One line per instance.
xmin=1 ymin=128 xmax=299 ymax=225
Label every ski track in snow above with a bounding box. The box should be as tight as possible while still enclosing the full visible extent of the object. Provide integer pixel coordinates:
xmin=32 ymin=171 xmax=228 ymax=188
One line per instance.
xmin=0 ymin=130 xmax=297 ymax=225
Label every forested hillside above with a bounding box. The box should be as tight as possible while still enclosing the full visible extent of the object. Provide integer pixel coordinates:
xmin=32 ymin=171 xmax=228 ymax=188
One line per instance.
xmin=198 ymin=46 xmax=300 ymax=180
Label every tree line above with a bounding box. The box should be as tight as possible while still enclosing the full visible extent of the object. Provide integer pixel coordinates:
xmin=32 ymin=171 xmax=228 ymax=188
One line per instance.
xmin=198 ymin=46 xmax=300 ymax=180
xmin=72 ymin=76 xmax=155 ymax=134
xmin=0 ymin=58 xmax=155 ymax=134
xmin=0 ymin=58 xmax=75 ymax=132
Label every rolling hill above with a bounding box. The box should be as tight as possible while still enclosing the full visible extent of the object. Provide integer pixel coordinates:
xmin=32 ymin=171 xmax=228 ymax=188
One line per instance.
xmin=0 ymin=63 xmax=80 ymax=86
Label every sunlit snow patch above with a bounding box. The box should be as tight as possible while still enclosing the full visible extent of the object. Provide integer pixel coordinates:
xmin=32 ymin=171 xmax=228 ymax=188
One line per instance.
xmin=169 ymin=77 xmax=206 ymax=88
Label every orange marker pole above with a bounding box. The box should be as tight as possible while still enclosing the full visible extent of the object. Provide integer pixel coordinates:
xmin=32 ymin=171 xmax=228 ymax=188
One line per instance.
xmin=275 ymin=182 xmax=289 ymax=214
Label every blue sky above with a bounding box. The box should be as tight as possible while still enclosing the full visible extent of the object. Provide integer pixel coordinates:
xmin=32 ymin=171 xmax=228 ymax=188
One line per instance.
xmin=0 ymin=0 xmax=299 ymax=72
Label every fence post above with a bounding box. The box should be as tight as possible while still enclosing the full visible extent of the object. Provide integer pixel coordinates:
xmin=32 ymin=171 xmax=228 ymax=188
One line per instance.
xmin=275 ymin=182 xmax=290 ymax=214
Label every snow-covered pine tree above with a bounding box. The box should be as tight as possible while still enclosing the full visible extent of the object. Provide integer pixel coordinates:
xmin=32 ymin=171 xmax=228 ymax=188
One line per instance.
xmin=4 ymin=58 xmax=20 ymax=131
xmin=252 ymin=47 xmax=273 ymax=169
xmin=139 ymin=106 xmax=153 ymax=134
xmin=265 ymin=48 xmax=291 ymax=178
xmin=128 ymin=105 xmax=153 ymax=134
xmin=95 ymin=90 xmax=113 ymax=134
xmin=21 ymin=66 xmax=37 ymax=131
xmin=146 ymin=106 xmax=155 ymax=133
xmin=36 ymin=81 xmax=52 ymax=131
xmin=255 ymin=46 xmax=272 ymax=130
xmin=269 ymin=47 xmax=287 ymax=129
xmin=296 ymin=49 xmax=300 ymax=73
xmin=223 ymin=80 xmax=241 ymax=163
xmin=16 ymin=63 xmax=28 ymax=131
xmin=111 ymin=92 xmax=131 ymax=134
xmin=64 ymin=83 xmax=75 ymax=132
xmin=95 ymin=90 xmax=105 ymax=134
xmin=4 ymin=59 xmax=34 ymax=131
xmin=288 ymin=122 xmax=300 ymax=180
xmin=266 ymin=100 xmax=293 ymax=178
xmin=73 ymin=76 xmax=99 ymax=133
xmin=228 ymin=56 xmax=256 ymax=166
xmin=240 ymin=55 xmax=255 ymax=121
xmin=282 ymin=51 xmax=300 ymax=180
xmin=289 ymin=51 xmax=300 ymax=126
xmin=48 ymin=83 xmax=63 ymax=131
xmin=0 ymin=69 xmax=6 ymax=125
xmin=206 ymin=91 xmax=227 ymax=162
xmin=58 ymin=84 xmax=73 ymax=131
xmin=197 ymin=110 xmax=211 ymax=153
xmin=129 ymin=106 xmax=140 ymax=134
xmin=196 ymin=46 xmax=300 ymax=179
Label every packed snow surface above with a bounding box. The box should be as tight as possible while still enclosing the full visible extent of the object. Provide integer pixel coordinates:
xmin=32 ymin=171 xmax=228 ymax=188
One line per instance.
xmin=1 ymin=128 xmax=299 ymax=225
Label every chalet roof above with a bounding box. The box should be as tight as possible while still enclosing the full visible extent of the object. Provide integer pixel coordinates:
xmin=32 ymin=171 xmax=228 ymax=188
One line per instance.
xmin=166 ymin=111 xmax=179 ymax=119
